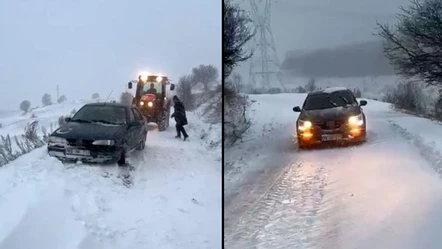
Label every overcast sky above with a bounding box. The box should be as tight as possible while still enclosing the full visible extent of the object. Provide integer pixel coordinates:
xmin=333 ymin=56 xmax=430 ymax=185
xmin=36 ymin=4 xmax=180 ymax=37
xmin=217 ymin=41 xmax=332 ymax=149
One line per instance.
xmin=235 ymin=0 xmax=410 ymax=78
xmin=0 ymin=0 xmax=221 ymax=109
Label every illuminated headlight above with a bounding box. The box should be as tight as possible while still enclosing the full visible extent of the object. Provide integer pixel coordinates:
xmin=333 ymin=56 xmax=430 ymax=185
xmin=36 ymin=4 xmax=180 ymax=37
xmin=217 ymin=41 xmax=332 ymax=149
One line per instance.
xmin=147 ymin=101 xmax=153 ymax=107
xmin=348 ymin=114 xmax=364 ymax=126
xmin=156 ymin=76 xmax=163 ymax=82
xmin=298 ymin=120 xmax=312 ymax=131
xmin=92 ymin=140 xmax=115 ymax=146
xmin=140 ymin=101 xmax=144 ymax=106
xmin=139 ymin=73 xmax=148 ymax=81
xmin=48 ymin=136 xmax=67 ymax=144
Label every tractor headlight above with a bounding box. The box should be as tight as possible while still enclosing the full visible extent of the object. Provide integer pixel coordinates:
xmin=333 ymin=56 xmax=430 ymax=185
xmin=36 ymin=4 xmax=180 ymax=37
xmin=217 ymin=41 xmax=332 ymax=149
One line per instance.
xmin=140 ymin=101 xmax=144 ymax=106
xmin=297 ymin=120 xmax=312 ymax=131
xmin=139 ymin=73 xmax=148 ymax=82
xmin=156 ymin=76 xmax=163 ymax=82
xmin=348 ymin=114 xmax=364 ymax=126
xmin=92 ymin=140 xmax=115 ymax=146
xmin=147 ymin=101 xmax=153 ymax=107
xmin=48 ymin=136 xmax=67 ymax=145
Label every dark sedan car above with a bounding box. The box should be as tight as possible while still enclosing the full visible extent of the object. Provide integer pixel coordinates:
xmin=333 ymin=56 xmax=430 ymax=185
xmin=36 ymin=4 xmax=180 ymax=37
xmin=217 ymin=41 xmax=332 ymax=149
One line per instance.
xmin=293 ymin=87 xmax=367 ymax=149
xmin=47 ymin=102 xmax=148 ymax=165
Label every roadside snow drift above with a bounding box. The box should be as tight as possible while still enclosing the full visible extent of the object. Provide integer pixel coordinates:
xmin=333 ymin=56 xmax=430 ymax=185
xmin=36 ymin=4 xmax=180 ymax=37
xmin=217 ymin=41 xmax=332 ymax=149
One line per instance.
xmin=225 ymin=93 xmax=442 ymax=249
xmin=0 ymin=103 xmax=221 ymax=249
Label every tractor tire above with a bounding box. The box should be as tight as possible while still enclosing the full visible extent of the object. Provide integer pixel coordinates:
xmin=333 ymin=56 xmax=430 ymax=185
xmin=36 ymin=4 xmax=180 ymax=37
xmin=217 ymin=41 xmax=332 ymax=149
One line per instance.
xmin=157 ymin=109 xmax=170 ymax=132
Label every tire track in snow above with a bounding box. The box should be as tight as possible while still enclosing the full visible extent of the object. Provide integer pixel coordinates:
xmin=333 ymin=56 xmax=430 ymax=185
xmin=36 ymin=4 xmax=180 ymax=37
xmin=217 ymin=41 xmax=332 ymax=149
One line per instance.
xmin=254 ymin=164 xmax=326 ymax=249
xmin=225 ymin=163 xmax=327 ymax=249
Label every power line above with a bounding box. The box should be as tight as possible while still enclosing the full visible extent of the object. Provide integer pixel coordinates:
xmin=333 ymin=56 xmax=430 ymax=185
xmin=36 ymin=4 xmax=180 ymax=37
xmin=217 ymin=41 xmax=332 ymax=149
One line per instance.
xmin=248 ymin=0 xmax=285 ymax=90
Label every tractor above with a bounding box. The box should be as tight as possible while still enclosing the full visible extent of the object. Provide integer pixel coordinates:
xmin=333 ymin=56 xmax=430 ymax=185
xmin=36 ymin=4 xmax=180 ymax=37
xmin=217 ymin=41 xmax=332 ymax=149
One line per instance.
xmin=128 ymin=73 xmax=175 ymax=131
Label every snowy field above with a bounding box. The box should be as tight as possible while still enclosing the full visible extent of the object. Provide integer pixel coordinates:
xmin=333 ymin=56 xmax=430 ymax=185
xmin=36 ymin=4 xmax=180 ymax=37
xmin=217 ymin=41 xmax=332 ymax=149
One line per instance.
xmin=225 ymin=93 xmax=442 ymax=249
xmin=0 ymin=102 xmax=221 ymax=249
xmin=0 ymin=100 xmax=106 ymax=137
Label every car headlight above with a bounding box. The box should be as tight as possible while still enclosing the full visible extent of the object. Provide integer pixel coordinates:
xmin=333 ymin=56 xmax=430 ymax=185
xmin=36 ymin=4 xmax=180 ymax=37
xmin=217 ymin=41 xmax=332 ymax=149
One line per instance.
xmin=147 ymin=101 xmax=153 ymax=107
xmin=92 ymin=140 xmax=115 ymax=146
xmin=298 ymin=120 xmax=312 ymax=131
xmin=48 ymin=136 xmax=67 ymax=144
xmin=348 ymin=114 xmax=364 ymax=126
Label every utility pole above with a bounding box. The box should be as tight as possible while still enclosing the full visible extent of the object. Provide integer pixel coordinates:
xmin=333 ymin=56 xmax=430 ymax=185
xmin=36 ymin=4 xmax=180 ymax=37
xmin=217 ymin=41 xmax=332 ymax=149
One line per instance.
xmin=56 ymin=85 xmax=59 ymax=103
xmin=248 ymin=0 xmax=285 ymax=90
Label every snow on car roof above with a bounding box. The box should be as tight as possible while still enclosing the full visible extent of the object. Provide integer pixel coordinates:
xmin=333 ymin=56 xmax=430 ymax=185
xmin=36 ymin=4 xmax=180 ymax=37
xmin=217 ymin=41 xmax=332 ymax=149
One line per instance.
xmin=321 ymin=87 xmax=349 ymax=94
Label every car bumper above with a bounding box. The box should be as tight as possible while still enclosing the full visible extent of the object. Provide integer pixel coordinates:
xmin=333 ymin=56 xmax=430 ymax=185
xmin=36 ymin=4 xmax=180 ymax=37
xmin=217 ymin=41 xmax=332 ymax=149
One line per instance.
xmin=296 ymin=126 xmax=366 ymax=146
xmin=47 ymin=144 xmax=123 ymax=163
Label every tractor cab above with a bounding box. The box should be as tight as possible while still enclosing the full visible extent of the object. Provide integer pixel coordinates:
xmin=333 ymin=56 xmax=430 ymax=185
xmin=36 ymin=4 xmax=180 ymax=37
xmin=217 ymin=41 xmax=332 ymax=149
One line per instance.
xmin=128 ymin=73 xmax=176 ymax=131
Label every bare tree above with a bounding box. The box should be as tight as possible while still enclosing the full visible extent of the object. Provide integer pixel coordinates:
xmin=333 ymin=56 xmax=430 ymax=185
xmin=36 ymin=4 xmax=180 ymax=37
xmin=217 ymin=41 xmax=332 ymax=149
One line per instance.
xmin=223 ymin=0 xmax=255 ymax=147
xmin=192 ymin=64 xmax=219 ymax=91
xmin=223 ymin=0 xmax=255 ymax=79
xmin=19 ymin=100 xmax=31 ymax=113
xmin=42 ymin=93 xmax=52 ymax=106
xmin=92 ymin=93 xmax=100 ymax=99
xmin=176 ymin=75 xmax=196 ymax=110
xmin=57 ymin=95 xmax=67 ymax=104
xmin=305 ymin=77 xmax=317 ymax=92
xmin=377 ymin=0 xmax=442 ymax=86
xmin=231 ymin=72 xmax=244 ymax=93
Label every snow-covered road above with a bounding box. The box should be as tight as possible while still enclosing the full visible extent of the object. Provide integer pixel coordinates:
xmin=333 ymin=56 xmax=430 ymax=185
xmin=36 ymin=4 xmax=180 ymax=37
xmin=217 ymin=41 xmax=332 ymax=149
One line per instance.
xmin=225 ymin=94 xmax=442 ymax=249
xmin=0 ymin=104 xmax=221 ymax=249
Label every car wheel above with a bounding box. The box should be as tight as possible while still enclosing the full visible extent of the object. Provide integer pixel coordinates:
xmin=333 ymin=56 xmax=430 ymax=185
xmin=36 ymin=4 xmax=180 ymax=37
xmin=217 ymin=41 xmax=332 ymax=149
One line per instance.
xmin=117 ymin=152 xmax=126 ymax=166
xmin=136 ymin=134 xmax=146 ymax=150
xmin=298 ymin=139 xmax=307 ymax=150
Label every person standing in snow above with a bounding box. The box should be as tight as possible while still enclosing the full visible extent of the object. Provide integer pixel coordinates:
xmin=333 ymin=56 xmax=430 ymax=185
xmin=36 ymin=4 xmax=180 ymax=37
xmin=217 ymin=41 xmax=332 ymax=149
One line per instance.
xmin=171 ymin=95 xmax=189 ymax=141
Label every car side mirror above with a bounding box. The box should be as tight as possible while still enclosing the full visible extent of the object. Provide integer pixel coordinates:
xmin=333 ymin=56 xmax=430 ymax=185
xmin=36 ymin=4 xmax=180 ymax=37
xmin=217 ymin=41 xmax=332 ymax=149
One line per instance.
xmin=64 ymin=117 xmax=72 ymax=123
xmin=170 ymin=84 xmax=175 ymax=91
xmin=293 ymin=106 xmax=301 ymax=112
xmin=128 ymin=82 xmax=133 ymax=89
xmin=359 ymin=100 xmax=367 ymax=106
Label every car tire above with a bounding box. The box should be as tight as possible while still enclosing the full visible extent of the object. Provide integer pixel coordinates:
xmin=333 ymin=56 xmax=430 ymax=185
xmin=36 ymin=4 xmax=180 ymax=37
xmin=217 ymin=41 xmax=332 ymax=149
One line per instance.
xmin=117 ymin=152 xmax=126 ymax=166
xmin=359 ymin=133 xmax=367 ymax=143
xmin=298 ymin=139 xmax=307 ymax=150
xmin=136 ymin=133 xmax=147 ymax=150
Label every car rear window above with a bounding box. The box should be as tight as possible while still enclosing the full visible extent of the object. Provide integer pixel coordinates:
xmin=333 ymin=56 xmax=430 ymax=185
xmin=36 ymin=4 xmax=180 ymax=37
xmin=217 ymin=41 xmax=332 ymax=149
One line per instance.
xmin=72 ymin=105 xmax=127 ymax=125
xmin=303 ymin=91 xmax=357 ymax=110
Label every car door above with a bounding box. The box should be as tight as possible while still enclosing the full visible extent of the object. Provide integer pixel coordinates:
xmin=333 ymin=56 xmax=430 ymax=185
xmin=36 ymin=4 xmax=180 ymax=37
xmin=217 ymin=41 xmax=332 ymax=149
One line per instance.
xmin=131 ymin=107 xmax=146 ymax=147
xmin=126 ymin=107 xmax=138 ymax=150
xmin=133 ymin=107 xmax=147 ymax=132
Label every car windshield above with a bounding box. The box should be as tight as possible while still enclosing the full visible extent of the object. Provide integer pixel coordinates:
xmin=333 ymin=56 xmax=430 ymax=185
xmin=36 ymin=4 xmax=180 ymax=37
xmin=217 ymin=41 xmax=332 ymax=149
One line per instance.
xmin=303 ymin=91 xmax=357 ymax=110
xmin=71 ymin=105 xmax=126 ymax=125
xmin=140 ymin=81 xmax=163 ymax=94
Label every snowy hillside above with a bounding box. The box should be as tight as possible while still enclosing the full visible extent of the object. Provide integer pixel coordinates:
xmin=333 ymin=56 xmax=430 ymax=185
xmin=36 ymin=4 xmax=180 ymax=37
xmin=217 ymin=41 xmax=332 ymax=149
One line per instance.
xmin=225 ymin=93 xmax=442 ymax=248
xmin=0 ymin=101 xmax=221 ymax=249
xmin=282 ymin=75 xmax=400 ymax=99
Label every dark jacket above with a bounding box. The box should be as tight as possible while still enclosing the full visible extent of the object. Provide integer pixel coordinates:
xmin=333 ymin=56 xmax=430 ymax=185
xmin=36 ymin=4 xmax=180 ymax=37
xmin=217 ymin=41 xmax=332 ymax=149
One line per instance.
xmin=172 ymin=101 xmax=188 ymax=126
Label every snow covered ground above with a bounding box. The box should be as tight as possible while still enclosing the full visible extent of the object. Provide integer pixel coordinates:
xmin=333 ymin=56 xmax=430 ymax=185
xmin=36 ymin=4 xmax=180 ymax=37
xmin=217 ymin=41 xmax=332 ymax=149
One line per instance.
xmin=0 ymin=101 xmax=95 ymax=137
xmin=0 ymin=102 xmax=221 ymax=249
xmin=225 ymin=93 xmax=442 ymax=249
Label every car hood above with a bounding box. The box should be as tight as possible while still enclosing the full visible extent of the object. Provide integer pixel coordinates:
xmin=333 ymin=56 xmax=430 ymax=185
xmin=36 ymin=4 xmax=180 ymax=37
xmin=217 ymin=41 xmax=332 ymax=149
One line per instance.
xmin=52 ymin=122 xmax=125 ymax=140
xmin=300 ymin=106 xmax=361 ymax=122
